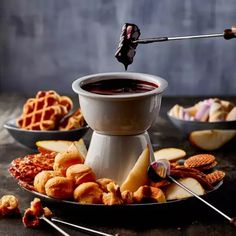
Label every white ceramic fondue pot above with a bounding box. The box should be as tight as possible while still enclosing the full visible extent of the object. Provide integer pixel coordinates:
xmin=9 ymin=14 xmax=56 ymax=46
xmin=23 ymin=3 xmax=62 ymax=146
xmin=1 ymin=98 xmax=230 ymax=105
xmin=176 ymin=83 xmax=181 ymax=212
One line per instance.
xmin=72 ymin=72 xmax=168 ymax=185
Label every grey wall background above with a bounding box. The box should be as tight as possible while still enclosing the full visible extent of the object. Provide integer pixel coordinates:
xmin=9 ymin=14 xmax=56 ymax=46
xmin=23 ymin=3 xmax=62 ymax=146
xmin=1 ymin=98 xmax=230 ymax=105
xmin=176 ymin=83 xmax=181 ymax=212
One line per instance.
xmin=0 ymin=0 xmax=236 ymax=96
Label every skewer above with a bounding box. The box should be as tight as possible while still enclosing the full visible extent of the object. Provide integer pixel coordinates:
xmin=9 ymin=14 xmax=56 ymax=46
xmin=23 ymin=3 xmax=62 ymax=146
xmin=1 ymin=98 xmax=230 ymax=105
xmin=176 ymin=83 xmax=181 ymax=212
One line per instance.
xmin=40 ymin=215 xmax=70 ymax=236
xmin=115 ymin=23 xmax=236 ymax=70
xmin=51 ymin=218 xmax=118 ymax=236
xmin=148 ymin=160 xmax=236 ymax=226
xmin=132 ymin=33 xmax=224 ymax=44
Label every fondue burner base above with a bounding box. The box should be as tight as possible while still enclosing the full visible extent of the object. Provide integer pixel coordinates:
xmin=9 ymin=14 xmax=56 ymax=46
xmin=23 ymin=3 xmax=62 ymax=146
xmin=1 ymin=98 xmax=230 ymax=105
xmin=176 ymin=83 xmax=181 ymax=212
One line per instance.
xmin=85 ymin=131 xmax=153 ymax=185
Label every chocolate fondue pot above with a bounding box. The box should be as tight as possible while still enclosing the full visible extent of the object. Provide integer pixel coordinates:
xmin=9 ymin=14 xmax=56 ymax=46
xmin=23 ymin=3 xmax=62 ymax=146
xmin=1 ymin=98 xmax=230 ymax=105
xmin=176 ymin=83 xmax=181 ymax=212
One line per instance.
xmin=72 ymin=72 xmax=168 ymax=185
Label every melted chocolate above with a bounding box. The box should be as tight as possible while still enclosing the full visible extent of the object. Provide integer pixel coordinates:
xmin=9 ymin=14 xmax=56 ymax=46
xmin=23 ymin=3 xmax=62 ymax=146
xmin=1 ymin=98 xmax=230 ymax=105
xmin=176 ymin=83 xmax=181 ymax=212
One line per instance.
xmin=82 ymin=79 xmax=158 ymax=95
xmin=115 ymin=23 xmax=140 ymax=70
xmin=224 ymin=28 xmax=236 ymax=40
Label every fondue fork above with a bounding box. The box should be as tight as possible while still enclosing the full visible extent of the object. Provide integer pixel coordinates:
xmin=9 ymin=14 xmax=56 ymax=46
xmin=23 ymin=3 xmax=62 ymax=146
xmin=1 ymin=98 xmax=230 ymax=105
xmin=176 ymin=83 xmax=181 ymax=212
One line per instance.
xmin=51 ymin=218 xmax=119 ymax=236
xmin=148 ymin=159 xmax=236 ymax=226
xmin=40 ymin=215 xmax=70 ymax=236
xmin=115 ymin=23 xmax=236 ymax=69
xmin=132 ymin=26 xmax=236 ymax=44
xmin=133 ymin=32 xmax=230 ymax=44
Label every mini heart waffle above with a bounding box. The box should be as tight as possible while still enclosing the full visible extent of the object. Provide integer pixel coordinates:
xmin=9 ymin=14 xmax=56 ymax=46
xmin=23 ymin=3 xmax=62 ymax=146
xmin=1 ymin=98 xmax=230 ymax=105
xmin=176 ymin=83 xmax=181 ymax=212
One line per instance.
xmin=8 ymin=152 xmax=56 ymax=184
xmin=17 ymin=91 xmax=73 ymax=130
xmin=59 ymin=108 xmax=85 ymax=130
xmin=206 ymin=170 xmax=225 ymax=185
xmin=184 ymin=154 xmax=215 ymax=168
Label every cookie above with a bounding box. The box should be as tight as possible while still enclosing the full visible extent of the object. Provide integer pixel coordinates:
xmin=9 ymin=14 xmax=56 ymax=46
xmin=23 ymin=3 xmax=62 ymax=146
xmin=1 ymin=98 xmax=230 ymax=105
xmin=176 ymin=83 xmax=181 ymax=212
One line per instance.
xmin=198 ymin=161 xmax=218 ymax=171
xmin=184 ymin=154 xmax=215 ymax=168
xmin=206 ymin=170 xmax=225 ymax=185
xmin=170 ymin=167 xmax=213 ymax=190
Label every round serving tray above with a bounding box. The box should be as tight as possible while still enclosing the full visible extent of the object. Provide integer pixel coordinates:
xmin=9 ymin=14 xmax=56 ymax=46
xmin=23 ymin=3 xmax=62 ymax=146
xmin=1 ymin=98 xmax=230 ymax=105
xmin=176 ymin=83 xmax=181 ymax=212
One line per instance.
xmin=21 ymin=181 xmax=223 ymax=209
xmin=20 ymin=181 xmax=223 ymax=223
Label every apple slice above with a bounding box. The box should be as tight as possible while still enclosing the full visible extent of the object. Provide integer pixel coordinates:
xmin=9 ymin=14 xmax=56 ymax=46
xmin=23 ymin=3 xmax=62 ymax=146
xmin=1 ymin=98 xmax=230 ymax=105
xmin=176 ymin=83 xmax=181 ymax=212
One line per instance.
xmin=36 ymin=139 xmax=87 ymax=158
xmin=120 ymin=146 xmax=150 ymax=193
xmin=189 ymin=129 xmax=236 ymax=150
xmin=165 ymin=177 xmax=205 ymax=200
xmin=154 ymin=148 xmax=186 ymax=162
xmin=73 ymin=139 xmax=87 ymax=158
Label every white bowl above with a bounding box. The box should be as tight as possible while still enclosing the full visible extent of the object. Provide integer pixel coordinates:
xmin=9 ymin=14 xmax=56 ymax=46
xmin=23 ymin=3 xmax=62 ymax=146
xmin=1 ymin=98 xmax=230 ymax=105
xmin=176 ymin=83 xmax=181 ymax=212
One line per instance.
xmin=72 ymin=72 xmax=168 ymax=135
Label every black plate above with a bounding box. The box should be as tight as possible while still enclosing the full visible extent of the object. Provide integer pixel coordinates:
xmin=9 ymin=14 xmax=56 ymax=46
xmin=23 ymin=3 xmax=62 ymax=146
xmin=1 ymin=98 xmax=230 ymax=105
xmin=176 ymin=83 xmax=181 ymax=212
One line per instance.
xmin=4 ymin=118 xmax=89 ymax=149
xmin=21 ymin=182 xmax=224 ymax=224
xmin=21 ymin=181 xmax=223 ymax=209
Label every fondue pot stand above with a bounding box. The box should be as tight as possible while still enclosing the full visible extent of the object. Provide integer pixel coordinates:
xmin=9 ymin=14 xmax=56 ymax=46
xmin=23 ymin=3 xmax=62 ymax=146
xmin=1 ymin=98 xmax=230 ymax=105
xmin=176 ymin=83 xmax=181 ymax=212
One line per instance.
xmin=72 ymin=72 xmax=168 ymax=185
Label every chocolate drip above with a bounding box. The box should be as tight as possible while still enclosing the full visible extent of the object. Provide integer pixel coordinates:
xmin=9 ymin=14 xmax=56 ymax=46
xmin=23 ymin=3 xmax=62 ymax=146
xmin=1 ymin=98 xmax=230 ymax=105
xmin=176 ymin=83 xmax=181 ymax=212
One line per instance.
xmin=115 ymin=23 xmax=140 ymax=70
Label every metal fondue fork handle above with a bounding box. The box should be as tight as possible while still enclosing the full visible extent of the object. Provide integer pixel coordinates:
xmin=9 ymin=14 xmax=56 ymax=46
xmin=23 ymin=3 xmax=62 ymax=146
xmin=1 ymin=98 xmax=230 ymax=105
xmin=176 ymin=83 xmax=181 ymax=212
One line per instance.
xmin=40 ymin=215 xmax=70 ymax=236
xmin=167 ymin=175 xmax=235 ymax=224
xmin=51 ymin=218 xmax=118 ymax=236
xmin=148 ymin=160 xmax=236 ymax=226
xmin=132 ymin=33 xmax=224 ymax=44
xmin=132 ymin=26 xmax=236 ymax=44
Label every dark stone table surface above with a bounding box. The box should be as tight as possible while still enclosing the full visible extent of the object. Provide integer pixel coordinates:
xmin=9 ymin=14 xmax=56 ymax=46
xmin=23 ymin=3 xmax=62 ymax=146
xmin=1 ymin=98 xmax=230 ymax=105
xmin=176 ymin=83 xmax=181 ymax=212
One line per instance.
xmin=0 ymin=93 xmax=236 ymax=236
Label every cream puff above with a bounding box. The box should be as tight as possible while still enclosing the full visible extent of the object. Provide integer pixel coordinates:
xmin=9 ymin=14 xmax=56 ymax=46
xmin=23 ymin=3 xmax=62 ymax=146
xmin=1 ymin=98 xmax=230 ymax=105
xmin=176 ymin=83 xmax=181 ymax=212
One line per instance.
xmin=53 ymin=150 xmax=84 ymax=176
xmin=66 ymin=164 xmax=96 ymax=186
xmin=34 ymin=170 xmax=57 ymax=194
xmin=45 ymin=176 xmax=74 ymax=199
xmin=96 ymin=178 xmax=115 ymax=192
xmin=73 ymin=182 xmax=103 ymax=204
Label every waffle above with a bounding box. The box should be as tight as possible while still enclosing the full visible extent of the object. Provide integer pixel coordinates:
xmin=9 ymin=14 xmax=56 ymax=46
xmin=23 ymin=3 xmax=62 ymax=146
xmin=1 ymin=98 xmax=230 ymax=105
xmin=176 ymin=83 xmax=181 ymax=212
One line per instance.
xmin=206 ymin=170 xmax=225 ymax=185
xmin=8 ymin=152 xmax=56 ymax=184
xmin=184 ymin=154 xmax=215 ymax=168
xmin=59 ymin=108 xmax=85 ymax=130
xmin=199 ymin=161 xmax=218 ymax=170
xmin=17 ymin=91 xmax=73 ymax=130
